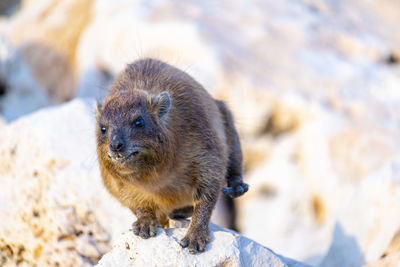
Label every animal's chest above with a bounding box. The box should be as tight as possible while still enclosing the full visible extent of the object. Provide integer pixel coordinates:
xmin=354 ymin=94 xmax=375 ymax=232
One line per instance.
xmin=105 ymin=174 xmax=194 ymax=213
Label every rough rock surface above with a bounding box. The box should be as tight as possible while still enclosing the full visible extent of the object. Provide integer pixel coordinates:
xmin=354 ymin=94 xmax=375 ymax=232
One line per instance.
xmin=96 ymin=223 xmax=306 ymax=267
xmin=0 ymin=99 xmax=132 ymax=266
xmin=236 ymin=100 xmax=400 ymax=265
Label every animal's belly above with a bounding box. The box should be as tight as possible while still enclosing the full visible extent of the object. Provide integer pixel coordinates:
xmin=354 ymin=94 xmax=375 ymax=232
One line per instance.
xmin=151 ymin=188 xmax=194 ymax=213
xmin=108 ymin=177 xmax=194 ymax=214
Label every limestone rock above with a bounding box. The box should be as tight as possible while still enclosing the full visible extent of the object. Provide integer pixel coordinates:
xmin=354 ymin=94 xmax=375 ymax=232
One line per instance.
xmin=236 ymin=99 xmax=400 ymax=265
xmin=319 ymin=161 xmax=400 ymax=267
xmin=383 ymin=229 xmax=400 ymax=258
xmin=96 ymin=223 xmax=306 ymax=267
xmin=365 ymin=252 xmax=400 ymax=267
xmin=0 ymin=99 xmax=132 ymax=266
xmin=75 ymin=0 xmax=221 ymax=100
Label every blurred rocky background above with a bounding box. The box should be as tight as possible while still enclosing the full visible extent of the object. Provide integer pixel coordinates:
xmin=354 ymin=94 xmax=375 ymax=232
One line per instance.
xmin=0 ymin=0 xmax=400 ymax=266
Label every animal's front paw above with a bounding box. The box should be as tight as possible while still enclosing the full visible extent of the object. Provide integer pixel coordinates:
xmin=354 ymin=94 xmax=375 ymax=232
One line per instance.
xmin=179 ymin=228 xmax=210 ymax=254
xmin=132 ymin=216 xmax=160 ymax=239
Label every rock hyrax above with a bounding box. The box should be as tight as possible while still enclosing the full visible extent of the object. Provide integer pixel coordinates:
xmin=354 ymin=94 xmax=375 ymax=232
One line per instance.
xmin=95 ymin=58 xmax=248 ymax=253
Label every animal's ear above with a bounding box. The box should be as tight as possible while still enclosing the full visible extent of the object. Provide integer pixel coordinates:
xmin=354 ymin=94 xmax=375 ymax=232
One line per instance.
xmin=94 ymin=101 xmax=102 ymax=120
xmin=150 ymin=91 xmax=171 ymax=118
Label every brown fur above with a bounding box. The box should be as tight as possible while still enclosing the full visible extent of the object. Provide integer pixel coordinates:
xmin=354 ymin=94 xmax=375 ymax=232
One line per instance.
xmin=95 ymin=58 xmax=246 ymax=253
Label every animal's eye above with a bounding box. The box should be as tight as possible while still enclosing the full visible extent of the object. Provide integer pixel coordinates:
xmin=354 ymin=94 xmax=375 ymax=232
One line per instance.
xmin=134 ymin=117 xmax=144 ymax=128
xmin=100 ymin=125 xmax=107 ymax=134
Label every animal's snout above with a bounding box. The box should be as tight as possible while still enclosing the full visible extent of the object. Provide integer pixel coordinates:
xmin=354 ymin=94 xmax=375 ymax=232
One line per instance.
xmin=110 ymin=136 xmax=125 ymax=152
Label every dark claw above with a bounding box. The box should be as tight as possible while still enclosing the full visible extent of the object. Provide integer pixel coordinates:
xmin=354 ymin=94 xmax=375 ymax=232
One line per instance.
xmin=197 ymin=243 xmax=205 ymax=252
xmin=191 ymin=240 xmax=206 ymax=253
xmin=242 ymin=183 xmax=249 ymax=193
xmin=236 ymin=185 xmax=244 ymax=195
xmin=140 ymin=232 xmax=149 ymax=239
xmin=179 ymin=238 xmax=189 ymax=248
xmin=221 ymin=187 xmax=232 ymax=195
xmin=180 ymin=230 xmax=209 ymax=254
xmin=149 ymin=230 xmax=156 ymax=237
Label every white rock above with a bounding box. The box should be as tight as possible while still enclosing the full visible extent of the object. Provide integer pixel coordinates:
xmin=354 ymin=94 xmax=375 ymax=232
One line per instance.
xmin=237 ymin=97 xmax=400 ymax=265
xmin=319 ymin=161 xmax=400 ymax=267
xmin=364 ymin=252 xmax=400 ymax=267
xmin=76 ymin=0 xmax=221 ymax=100
xmin=0 ymin=99 xmax=132 ymax=266
xmin=96 ymin=223 xmax=306 ymax=267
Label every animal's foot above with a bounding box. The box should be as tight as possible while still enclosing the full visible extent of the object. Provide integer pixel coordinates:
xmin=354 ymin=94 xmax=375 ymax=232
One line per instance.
xmin=179 ymin=228 xmax=210 ymax=254
xmin=132 ymin=216 xmax=160 ymax=239
xmin=222 ymin=176 xmax=249 ymax=198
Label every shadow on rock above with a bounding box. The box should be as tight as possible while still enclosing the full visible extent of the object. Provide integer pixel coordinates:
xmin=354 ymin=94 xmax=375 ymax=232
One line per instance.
xmin=318 ymin=222 xmax=366 ymax=267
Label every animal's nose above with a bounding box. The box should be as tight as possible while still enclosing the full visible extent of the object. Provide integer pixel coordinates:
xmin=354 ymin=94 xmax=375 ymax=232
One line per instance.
xmin=110 ymin=138 xmax=125 ymax=152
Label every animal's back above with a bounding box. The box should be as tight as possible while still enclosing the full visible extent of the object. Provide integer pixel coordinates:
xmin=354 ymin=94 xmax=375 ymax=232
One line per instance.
xmin=111 ymin=58 xmax=229 ymax=170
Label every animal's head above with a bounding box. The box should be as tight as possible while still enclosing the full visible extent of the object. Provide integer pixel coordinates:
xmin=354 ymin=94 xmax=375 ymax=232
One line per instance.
xmin=95 ymin=89 xmax=172 ymax=179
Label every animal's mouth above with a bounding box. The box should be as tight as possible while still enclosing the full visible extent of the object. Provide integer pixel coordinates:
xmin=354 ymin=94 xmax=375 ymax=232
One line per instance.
xmin=108 ymin=150 xmax=140 ymax=163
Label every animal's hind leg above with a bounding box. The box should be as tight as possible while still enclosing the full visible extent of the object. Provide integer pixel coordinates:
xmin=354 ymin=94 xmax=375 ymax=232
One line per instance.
xmin=222 ymin=150 xmax=249 ymax=198
xmin=216 ymin=100 xmax=249 ymax=198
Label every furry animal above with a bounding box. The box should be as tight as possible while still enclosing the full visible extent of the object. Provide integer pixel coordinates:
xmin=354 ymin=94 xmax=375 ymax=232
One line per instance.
xmin=95 ymin=58 xmax=248 ymax=253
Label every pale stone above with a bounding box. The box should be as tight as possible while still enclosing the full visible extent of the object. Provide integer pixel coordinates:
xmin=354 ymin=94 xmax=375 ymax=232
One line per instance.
xmin=319 ymin=162 xmax=400 ymax=267
xmin=0 ymin=99 xmax=132 ymax=266
xmin=75 ymin=0 xmax=221 ymax=100
xmin=96 ymin=223 xmax=306 ymax=267
xmin=365 ymin=252 xmax=400 ymax=267
xmin=236 ymin=100 xmax=400 ymax=265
